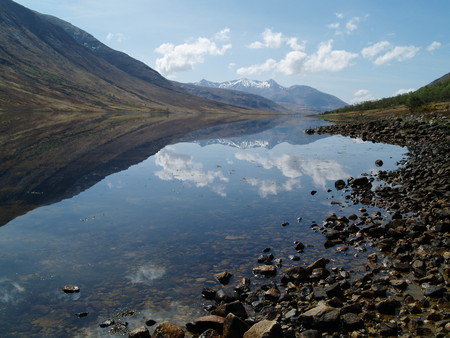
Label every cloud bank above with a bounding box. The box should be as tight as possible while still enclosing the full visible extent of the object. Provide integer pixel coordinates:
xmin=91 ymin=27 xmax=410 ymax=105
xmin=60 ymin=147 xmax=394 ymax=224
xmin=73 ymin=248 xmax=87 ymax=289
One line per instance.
xmin=155 ymin=28 xmax=232 ymax=77
xmin=238 ymin=39 xmax=357 ymax=76
xmin=362 ymin=41 xmax=420 ymax=65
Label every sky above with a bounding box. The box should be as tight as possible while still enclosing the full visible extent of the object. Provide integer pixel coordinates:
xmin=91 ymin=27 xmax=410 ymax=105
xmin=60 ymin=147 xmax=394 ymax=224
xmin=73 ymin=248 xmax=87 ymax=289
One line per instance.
xmin=13 ymin=0 xmax=450 ymax=104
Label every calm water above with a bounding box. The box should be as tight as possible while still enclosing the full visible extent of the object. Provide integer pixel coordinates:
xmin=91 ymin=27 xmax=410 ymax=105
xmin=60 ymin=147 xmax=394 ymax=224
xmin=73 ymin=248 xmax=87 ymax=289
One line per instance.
xmin=0 ymin=116 xmax=406 ymax=337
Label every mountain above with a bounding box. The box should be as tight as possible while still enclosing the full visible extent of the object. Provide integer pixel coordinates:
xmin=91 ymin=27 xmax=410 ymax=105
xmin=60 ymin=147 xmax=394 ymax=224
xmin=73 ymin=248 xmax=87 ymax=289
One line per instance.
xmin=174 ymin=81 xmax=289 ymax=113
xmin=193 ymin=78 xmax=348 ymax=113
xmin=0 ymin=0 xmax=265 ymax=113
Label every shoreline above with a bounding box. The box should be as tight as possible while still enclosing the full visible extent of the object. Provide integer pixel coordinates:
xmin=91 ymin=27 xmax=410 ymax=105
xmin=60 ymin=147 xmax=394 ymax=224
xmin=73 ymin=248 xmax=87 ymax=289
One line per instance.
xmin=123 ymin=116 xmax=449 ymax=337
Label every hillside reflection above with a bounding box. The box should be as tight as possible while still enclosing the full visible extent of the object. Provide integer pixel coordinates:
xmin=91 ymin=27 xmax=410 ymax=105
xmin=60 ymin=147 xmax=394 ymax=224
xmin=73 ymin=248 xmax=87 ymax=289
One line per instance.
xmin=0 ymin=112 xmax=323 ymax=226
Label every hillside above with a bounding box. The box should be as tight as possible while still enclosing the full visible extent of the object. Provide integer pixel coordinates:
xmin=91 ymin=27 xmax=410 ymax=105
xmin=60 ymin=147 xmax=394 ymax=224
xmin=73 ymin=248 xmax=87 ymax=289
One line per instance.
xmin=327 ymin=72 xmax=450 ymax=117
xmin=0 ymin=0 xmax=265 ymax=113
xmin=193 ymin=78 xmax=347 ymax=113
xmin=174 ymin=81 xmax=289 ymax=113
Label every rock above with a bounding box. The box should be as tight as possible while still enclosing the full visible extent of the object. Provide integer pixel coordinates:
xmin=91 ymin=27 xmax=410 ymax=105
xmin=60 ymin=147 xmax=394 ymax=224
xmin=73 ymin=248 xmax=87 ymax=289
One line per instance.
xmin=375 ymin=159 xmax=384 ymax=167
xmin=99 ymin=319 xmax=115 ymax=328
xmin=375 ymin=298 xmax=401 ymax=315
xmin=215 ymin=288 xmax=239 ymax=303
xmin=300 ymin=304 xmax=340 ymax=330
xmin=215 ymin=271 xmax=233 ymax=285
xmin=223 ymin=313 xmax=249 ymax=338
xmin=252 ymin=265 xmax=277 ymax=277
xmin=199 ymin=329 xmax=221 ymax=338
xmin=264 ymin=288 xmax=281 ymax=302
xmin=62 ymin=285 xmax=80 ymax=293
xmin=257 ymin=254 xmax=274 ymax=264
xmin=299 ymin=330 xmax=322 ymax=337
xmin=377 ymin=321 xmax=398 ymax=336
xmin=294 ymin=241 xmax=305 ymax=251
xmin=306 ymin=258 xmax=330 ymax=272
xmin=335 ymin=179 xmax=346 ymax=190
xmin=145 ymin=319 xmax=156 ymax=326
xmin=243 ymin=320 xmax=283 ymax=338
xmin=202 ymin=287 xmax=217 ymax=300
xmin=424 ymin=285 xmax=446 ymax=298
xmin=129 ymin=326 xmax=151 ymax=338
xmin=212 ymin=300 xmax=248 ymax=319
xmin=367 ymin=253 xmax=378 ymax=263
xmin=153 ymin=322 xmax=185 ymax=338
xmin=75 ymin=312 xmax=88 ymax=318
xmin=390 ymin=279 xmax=408 ymax=289
xmin=186 ymin=316 xmax=224 ymax=335
xmin=325 ymin=283 xmax=343 ymax=299
xmin=341 ymin=313 xmax=363 ymax=330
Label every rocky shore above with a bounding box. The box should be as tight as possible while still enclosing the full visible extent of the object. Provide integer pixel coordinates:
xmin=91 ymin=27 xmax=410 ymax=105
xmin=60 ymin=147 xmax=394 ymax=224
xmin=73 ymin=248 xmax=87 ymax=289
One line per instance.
xmin=124 ymin=116 xmax=449 ymax=337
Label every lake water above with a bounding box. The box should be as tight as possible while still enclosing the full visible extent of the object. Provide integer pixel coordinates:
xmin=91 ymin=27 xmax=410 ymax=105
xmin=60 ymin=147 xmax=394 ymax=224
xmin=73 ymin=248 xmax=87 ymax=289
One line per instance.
xmin=0 ymin=115 xmax=407 ymax=337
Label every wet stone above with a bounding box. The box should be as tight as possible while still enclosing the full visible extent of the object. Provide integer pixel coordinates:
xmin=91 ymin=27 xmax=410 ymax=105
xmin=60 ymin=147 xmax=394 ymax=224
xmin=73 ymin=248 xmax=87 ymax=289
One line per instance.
xmin=186 ymin=316 xmax=225 ymax=335
xmin=423 ymin=285 xmax=446 ymax=298
xmin=243 ymin=320 xmax=283 ymax=338
xmin=129 ymin=326 xmax=151 ymax=338
xmin=153 ymin=322 xmax=185 ymax=338
xmin=252 ymin=265 xmax=277 ymax=277
xmin=215 ymin=271 xmax=233 ymax=285
xmin=62 ymin=285 xmax=80 ymax=293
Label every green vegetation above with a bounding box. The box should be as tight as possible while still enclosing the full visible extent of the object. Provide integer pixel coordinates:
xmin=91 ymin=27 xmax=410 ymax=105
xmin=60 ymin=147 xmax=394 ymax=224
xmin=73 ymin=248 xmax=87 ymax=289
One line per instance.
xmin=328 ymin=76 xmax=450 ymax=114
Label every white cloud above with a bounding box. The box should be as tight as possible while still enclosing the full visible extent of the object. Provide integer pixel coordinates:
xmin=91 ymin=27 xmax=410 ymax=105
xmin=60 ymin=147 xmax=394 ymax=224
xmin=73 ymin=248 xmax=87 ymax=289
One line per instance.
xmin=427 ymin=41 xmax=441 ymax=52
xmin=214 ymin=28 xmax=231 ymax=41
xmin=106 ymin=32 xmax=125 ymax=43
xmin=327 ymin=23 xmax=340 ymax=29
xmin=248 ymin=28 xmax=284 ymax=49
xmin=237 ymin=40 xmax=357 ymax=76
xmin=374 ymin=45 xmax=420 ymax=65
xmin=328 ymin=15 xmax=361 ymax=35
xmin=394 ymin=88 xmax=415 ymax=96
xmin=154 ymin=147 xmax=228 ymax=195
xmin=350 ymin=89 xmax=375 ymax=104
xmin=361 ymin=41 xmax=391 ymax=59
xmin=155 ymin=29 xmax=232 ymax=77
xmin=248 ymin=28 xmax=306 ymax=51
xmin=345 ymin=17 xmax=360 ymax=33
xmin=303 ymin=40 xmax=358 ymax=72
xmin=237 ymin=58 xmax=278 ymax=76
xmin=362 ymin=41 xmax=420 ymax=65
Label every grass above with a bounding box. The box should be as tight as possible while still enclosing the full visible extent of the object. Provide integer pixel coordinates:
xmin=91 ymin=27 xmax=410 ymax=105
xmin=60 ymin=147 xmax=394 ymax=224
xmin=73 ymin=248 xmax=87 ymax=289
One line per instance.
xmin=311 ymin=101 xmax=450 ymax=123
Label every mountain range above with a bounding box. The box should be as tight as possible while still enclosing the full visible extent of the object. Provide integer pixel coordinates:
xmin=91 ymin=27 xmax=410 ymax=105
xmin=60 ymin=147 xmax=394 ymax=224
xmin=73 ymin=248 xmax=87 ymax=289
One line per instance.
xmin=0 ymin=0 xmax=348 ymax=114
xmin=0 ymin=0 xmax=266 ymax=113
xmin=190 ymin=78 xmax=348 ymax=113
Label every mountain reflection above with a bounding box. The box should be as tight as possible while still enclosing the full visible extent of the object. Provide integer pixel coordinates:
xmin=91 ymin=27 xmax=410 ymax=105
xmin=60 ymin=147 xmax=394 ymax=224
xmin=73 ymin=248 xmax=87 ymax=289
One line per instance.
xmin=0 ymin=112 xmax=295 ymax=227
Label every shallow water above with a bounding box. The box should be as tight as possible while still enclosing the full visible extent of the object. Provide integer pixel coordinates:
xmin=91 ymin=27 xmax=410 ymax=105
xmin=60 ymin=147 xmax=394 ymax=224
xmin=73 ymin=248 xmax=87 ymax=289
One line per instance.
xmin=0 ymin=115 xmax=407 ymax=337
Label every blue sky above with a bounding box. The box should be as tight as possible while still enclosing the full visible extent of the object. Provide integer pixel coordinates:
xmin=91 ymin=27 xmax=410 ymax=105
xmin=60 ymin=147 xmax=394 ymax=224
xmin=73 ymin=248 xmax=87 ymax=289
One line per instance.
xmin=14 ymin=0 xmax=450 ymax=103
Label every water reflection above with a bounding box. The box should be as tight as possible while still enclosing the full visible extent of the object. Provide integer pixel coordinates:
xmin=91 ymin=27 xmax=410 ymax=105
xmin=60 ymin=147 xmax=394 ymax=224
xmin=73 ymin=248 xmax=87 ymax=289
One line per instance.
xmin=0 ymin=113 xmax=408 ymax=337
xmin=155 ymin=147 xmax=229 ymax=196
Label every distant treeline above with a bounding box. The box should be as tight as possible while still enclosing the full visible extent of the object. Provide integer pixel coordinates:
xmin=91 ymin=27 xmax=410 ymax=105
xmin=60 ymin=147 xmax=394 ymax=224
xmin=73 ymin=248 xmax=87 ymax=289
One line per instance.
xmin=329 ymin=77 xmax=450 ymax=114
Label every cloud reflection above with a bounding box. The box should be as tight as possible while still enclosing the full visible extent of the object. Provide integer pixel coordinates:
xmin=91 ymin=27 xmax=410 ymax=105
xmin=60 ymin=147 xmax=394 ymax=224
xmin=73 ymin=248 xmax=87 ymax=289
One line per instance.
xmin=126 ymin=265 xmax=166 ymax=285
xmin=0 ymin=278 xmax=25 ymax=305
xmin=236 ymin=152 xmax=348 ymax=191
xmin=155 ymin=147 xmax=229 ymax=196
xmin=246 ymin=177 xmax=301 ymax=198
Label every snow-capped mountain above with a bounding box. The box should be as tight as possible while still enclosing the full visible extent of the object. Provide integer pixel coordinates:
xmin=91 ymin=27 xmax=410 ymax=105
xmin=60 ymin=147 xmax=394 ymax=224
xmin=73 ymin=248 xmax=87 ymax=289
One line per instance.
xmin=194 ymin=78 xmax=347 ymax=113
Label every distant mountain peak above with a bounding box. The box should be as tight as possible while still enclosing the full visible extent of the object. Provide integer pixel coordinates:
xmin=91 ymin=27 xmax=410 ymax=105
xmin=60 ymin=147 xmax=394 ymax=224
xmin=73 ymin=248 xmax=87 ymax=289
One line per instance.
xmin=193 ymin=78 xmax=347 ymax=113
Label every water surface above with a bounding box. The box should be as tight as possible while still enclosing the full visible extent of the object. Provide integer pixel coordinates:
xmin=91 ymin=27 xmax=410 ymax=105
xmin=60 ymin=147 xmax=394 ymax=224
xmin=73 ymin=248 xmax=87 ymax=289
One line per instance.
xmin=0 ymin=114 xmax=407 ymax=337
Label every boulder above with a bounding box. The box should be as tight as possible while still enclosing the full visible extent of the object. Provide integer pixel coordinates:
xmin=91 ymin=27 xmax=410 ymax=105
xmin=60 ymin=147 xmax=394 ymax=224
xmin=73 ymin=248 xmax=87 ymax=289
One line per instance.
xmin=223 ymin=313 xmax=250 ymax=338
xmin=243 ymin=320 xmax=283 ymax=338
xmin=186 ymin=315 xmax=225 ymax=335
xmin=153 ymin=322 xmax=185 ymax=338
xmin=129 ymin=326 xmax=151 ymax=338
xmin=252 ymin=265 xmax=277 ymax=277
